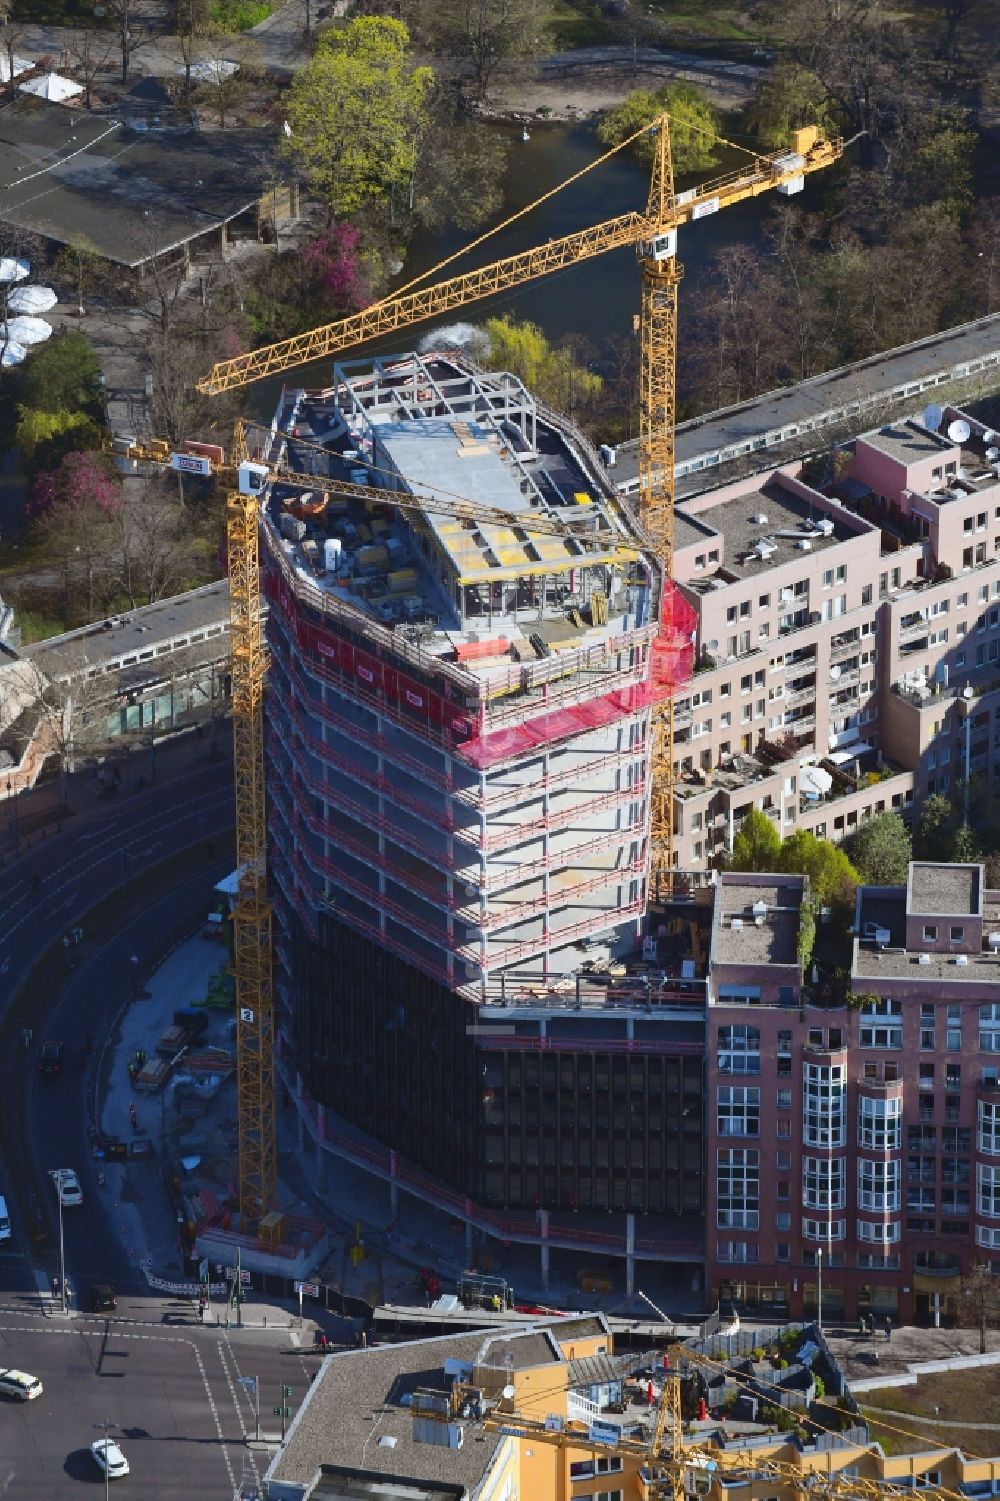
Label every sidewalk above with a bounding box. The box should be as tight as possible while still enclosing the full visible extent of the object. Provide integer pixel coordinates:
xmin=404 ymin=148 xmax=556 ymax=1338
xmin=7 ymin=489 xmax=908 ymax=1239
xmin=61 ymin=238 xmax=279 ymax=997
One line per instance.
xmin=0 ymin=721 xmax=232 ymax=865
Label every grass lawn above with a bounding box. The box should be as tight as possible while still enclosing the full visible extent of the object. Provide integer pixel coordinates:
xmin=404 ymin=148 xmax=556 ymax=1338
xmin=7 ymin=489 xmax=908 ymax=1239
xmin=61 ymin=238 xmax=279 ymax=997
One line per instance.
xmin=861 ymin=1367 xmax=1000 ymax=1456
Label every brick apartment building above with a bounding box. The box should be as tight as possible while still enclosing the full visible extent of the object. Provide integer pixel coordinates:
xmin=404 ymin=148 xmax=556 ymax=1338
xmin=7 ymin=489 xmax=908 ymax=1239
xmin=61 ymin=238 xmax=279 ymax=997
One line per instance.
xmin=670 ymin=403 xmax=1000 ymax=869
xmin=707 ymin=863 xmax=1000 ymax=1327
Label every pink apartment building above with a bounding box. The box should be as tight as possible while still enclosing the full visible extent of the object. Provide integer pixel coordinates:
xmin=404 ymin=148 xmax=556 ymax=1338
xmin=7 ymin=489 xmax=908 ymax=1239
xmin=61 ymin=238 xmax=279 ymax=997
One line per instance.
xmin=669 ymin=404 xmax=1000 ymax=869
xmin=705 ymin=862 xmax=1000 ymax=1327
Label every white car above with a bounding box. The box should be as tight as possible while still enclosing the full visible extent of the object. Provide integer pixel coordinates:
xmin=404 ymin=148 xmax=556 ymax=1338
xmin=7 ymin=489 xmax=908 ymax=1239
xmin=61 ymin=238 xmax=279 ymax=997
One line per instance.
xmin=90 ymin=1439 xmax=129 ymax=1479
xmin=49 ymin=1168 xmax=83 ymax=1207
xmin=0 ymin=1368 xmax=43 ymax=1401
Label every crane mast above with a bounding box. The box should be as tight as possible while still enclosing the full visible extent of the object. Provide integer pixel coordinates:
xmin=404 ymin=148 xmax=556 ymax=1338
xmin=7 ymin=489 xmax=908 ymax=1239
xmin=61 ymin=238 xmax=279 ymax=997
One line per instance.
xmin=201 ymin=117 xmax=844 ymax=1221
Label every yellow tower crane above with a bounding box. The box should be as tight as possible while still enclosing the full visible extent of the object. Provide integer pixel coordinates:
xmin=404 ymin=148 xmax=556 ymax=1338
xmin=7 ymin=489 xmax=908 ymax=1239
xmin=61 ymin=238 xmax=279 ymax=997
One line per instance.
xmin=431 ymin=1373 xmax=957 ymax=1501
xmin=193 ymin=115 xmax=844 ymax=1219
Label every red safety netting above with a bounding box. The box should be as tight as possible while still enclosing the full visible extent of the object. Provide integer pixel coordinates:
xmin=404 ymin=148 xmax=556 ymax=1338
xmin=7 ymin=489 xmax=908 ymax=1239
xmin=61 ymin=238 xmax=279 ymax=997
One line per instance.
xmin=650 ymin=579 xmax=697 ymax=703
xmin=457 ymin=686 xmax=652 ymax=771
xmin=458 ymin=582 xmax=696 ymax=769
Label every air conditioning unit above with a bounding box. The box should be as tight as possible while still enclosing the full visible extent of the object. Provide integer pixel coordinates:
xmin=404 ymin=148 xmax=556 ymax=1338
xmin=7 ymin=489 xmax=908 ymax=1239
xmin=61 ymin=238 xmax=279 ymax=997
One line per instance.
xmin=918 ymin=954 xmax=931 ymax=966
xmin=731 ymin=917 xmax=744 ymax=931
xmin=955 ymin=954 xmax=969 ymax=967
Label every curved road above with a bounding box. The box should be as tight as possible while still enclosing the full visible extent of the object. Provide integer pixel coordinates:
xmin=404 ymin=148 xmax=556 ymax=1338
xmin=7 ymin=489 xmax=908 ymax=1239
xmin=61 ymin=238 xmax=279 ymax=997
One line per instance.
xmin=0 ymin=761 xmax=234 ymax=1305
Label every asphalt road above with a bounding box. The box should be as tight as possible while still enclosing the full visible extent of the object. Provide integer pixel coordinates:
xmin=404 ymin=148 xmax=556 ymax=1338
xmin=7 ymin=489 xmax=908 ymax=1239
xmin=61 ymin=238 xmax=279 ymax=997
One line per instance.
xmin=0 ymin=1303 xmax=319 ymax=1498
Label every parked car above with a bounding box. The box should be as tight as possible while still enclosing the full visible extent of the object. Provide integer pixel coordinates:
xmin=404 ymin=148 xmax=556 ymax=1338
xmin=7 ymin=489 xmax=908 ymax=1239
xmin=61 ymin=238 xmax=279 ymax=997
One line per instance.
xmin=49 ymin=1168 xmax=83 ymax=1207
xmin=90 ymin=1283 xmax=118 ymax=1312
xmin=37 ymin=1041 xmax=64 ymax=1076
xmin=90 ymin=1439 xmax=129 ymax=1479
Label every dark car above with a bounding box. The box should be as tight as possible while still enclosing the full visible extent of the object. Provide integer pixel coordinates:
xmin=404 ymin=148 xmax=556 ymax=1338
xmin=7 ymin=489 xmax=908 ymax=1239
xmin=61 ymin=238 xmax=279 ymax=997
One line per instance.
xmin=90 ymin=1283 xmax=117 ymax=1312
xmin=37 ymin=1042 xmax=64 ymax=1076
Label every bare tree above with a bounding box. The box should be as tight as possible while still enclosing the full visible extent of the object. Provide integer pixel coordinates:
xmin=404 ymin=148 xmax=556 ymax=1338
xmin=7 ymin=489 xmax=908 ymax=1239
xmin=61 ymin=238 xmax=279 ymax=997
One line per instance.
xmin=66 ymin=28 xmax=115 ymax=108
xmin=0 ymin=1 xmax=27 ymax=91
xmin=103 ymin=0 xmax=152 ymax=84
xmin=193 ymin=30 xmax=262 ymax=128
xmin=115 ymin=476 xmax=207 ymax=607
xmin=960 ymin=1264 xmax=1000 ymax=1354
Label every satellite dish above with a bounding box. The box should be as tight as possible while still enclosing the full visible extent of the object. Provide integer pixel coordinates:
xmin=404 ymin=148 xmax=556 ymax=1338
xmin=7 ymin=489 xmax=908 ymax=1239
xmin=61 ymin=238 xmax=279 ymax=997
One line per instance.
xmin=948 ymin=418 xmax=972 ymax=444
xmin=923 ymin=403 xmax=943 ymax=433
xmin=502 ymin=1384 xmax=516 ymax=1401
xmin=984 ymin=430 xmax=997 ymax=445
xmin=708 ymin=639 xmax=719 ymax=652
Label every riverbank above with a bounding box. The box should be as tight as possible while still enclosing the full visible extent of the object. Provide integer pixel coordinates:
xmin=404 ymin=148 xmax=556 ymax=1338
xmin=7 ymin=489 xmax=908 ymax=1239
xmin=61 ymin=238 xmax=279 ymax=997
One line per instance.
xmin=482 ymin=45 xmax=764 ymax=122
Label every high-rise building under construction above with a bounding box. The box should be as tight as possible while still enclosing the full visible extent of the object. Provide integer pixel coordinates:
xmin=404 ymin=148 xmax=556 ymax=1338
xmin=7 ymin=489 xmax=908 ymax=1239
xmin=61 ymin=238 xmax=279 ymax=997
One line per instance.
xmin=261 ymin=352 xmax=705 ymax=1286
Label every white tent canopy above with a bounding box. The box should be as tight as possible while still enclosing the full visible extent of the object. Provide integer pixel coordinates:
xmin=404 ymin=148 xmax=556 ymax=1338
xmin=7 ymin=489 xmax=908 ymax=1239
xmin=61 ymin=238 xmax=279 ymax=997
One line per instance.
xmin=800 ymin=765 xmax=834 ymax=798
xmin=1 ymin=315 xmax=53 ymax=346
xmin=18 ymin=71 xmax=84 ymax=102
xmin=0 ymin=257 xmax=30 ymax=283
xmin=0 ymin=55 xmax=33 ymax=83
xmin=0 ymin=340 xmax=27 ymax=367
xmin=5 ymin=285 xmax=57 ymax=315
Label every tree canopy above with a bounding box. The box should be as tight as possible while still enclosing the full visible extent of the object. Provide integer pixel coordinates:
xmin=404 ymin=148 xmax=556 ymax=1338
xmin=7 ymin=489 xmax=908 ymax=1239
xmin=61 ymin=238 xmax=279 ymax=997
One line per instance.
xmin=16 ymin=331 xmax=105 ymax=421
xmin=844 ymin=812 xmax=912 ymax=887
xmin=913 ymin=792 xmax=960 ymax=861
xmin=483 ymin=316 xmax=602 ymax=418
xmin=597 ymin=83 xmax=721 ymax=174
xmin=284 ymin=18 xmax=433 ymax=214
xmin=729 ymin=807 xmax=782 ymax=872
xmin=779 ymin=829 xmax=858 ymax=910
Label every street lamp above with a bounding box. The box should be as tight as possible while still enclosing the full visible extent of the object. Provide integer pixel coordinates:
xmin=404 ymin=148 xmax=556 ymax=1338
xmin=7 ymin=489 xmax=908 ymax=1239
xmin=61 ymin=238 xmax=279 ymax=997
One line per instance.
xmin=816 ymin=1245 xmax=823 ymax=1332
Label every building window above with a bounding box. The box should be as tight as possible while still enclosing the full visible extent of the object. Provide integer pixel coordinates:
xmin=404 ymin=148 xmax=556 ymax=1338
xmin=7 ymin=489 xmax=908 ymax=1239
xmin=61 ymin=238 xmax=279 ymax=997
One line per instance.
xmin=977 ymin=1164 xmax=1000 ymax=1220
xmin=717 ymin=1147 xmax=760 ymax=1230
xmin=858 ymin=1157 xmax=902 ymax=1213
xmin=803 ymin=1061 xmax=846 ymax=1147
xmin=802 ymin=1217 xmax=846 ymax=1242
xmin=777 ymin=1088 xmax=792 ymax=1110
xmin=716 ymin=1241 xmax=758 ymax=1265
xmin=979 ymin=1101 xmax=1000 ymax=1156
xmin=717 ymin=1087 xmax=761 ymax=1137
xmin=923 ymin=925 xmax=938 ymax=942
xmin=859 ymin=1094 xmax=902 ymax=1151
xmin=859 ymin=998 xmax=903 ymax=1050
xmin=803 ymin=1155 xmax=847 ymax=1210
xmin=950 ymin=925 xmax=964 ymax=943
xmin=776 ymin=1211 xmax=791 ymax=1231
xmin=980 ymin=1004 xmax=1000 ymax=1052
xmin=856 ymin=1219 xmax=901 ymax=1243
xmin=717 ymin=1026 xmax=760 ymax=1075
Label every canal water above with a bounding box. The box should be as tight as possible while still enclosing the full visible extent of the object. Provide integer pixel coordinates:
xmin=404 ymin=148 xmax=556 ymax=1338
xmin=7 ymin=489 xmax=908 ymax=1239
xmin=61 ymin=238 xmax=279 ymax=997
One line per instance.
xmin=249 ymin=119 xmax=821 ymax=419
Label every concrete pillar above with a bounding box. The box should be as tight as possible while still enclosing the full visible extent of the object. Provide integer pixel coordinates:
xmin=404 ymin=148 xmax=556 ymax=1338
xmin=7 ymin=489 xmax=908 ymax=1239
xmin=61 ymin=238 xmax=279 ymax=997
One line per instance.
xmin=539 ymin=1209 xmax=549 ymax=1291
xmin=626 ymin=1214 xmax=636 ymax=1298
xmin=933 ymin=1291 xmax=941 ymax=1328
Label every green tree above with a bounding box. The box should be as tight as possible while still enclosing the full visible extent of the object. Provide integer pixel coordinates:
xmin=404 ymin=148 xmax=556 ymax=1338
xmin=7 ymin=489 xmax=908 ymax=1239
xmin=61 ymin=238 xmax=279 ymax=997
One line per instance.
xmin=779 ymin=828 xmax=858 ymax=909
xmin=283 ymin=18 xmax=433 ymax=215
xmin=844 ymin=812 xmax=912 ymax=887
xmin=729 ymin=807 xmax=782 ymax=872
xmin=596 ymin=83 xmax=721 ymax=174
xmin=15 ymin=409 xmax=99 ymax=465
xmin=913 ymin=792 xmax=959 ymax=861
xmin=16 ymin=331 xmax=105 ymax=421
xmin=483 ymin=316 xmax=602 ymax=418
xmin=952 ymin=821 xmax=980 ymax=863
xmin=743 ymin=63 xmax=838 ymax=151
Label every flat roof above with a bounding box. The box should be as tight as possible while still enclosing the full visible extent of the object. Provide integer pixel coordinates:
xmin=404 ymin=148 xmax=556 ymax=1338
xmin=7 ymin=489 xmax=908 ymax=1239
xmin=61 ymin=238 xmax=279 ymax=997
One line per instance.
xmin=0 ymin=101 xmax=280 ymax=265
xmin=24 ymin=581 xmax=230 ymax=678
xmin=675 ymin=511 xmax=718 ymax=554
xmin=714 ymin=877 xmax=803 ymax=967
xmin=908 ymin=862 xmax=981 ymax=917
xmin=613 ymin=315 xmax=1000 ymax=488
xmin=860 ymin=421 xmax=955 ymax=466
xmin=267 ymin=1330 xmax=503 ymax=1494
xmin=690 ymin=481 xmax=855 ymax=584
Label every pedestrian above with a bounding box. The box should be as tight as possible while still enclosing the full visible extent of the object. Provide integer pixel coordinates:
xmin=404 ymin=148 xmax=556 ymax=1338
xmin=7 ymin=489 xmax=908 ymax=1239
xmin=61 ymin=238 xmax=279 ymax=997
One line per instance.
xmin=137 ymin=1049 xmax=146 ymax=1070
xmin=646 ymin=1380 xmax=654 ymax=1407
xmin=884 ymin=1316 xmax=892 ymax=1342
xmin=128 ymin=1062 xmax=137 ymax=1085
xmin=22 ymin=1028 xmax=32 ymax=1050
